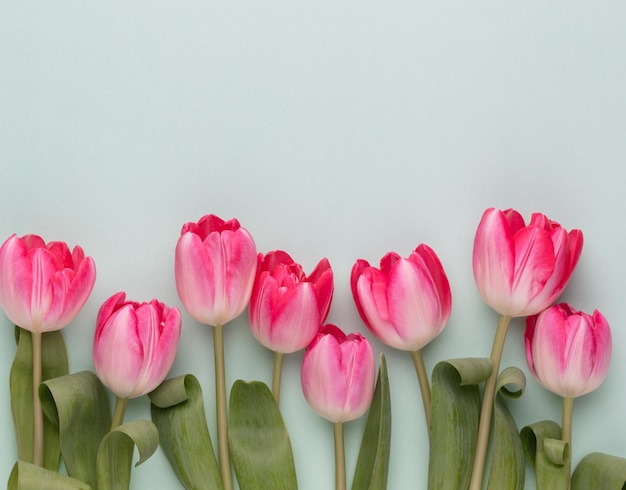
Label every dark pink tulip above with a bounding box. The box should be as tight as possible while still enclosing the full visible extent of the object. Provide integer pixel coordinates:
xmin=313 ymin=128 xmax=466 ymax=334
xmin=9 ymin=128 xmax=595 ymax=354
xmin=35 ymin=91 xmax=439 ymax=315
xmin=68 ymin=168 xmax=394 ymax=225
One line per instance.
xmin=351 ymin=244 xmax=451 ymax=351
xmin=0 ymin=234 xmax=96 ymax=332
xmin=525 ymin=303 xmax=611 ymax=398
xmin=249 ymin=250 xmax=333 ymax=354
xmin=175 ymin=214 xmax=257 ymax=326
xmin=301 ymin=324 xmax=375 ymax=423
xmin=473 ymin=208 xmax=583 ymax=317
xmin=93 ymin=292 xmax=181 ymax=399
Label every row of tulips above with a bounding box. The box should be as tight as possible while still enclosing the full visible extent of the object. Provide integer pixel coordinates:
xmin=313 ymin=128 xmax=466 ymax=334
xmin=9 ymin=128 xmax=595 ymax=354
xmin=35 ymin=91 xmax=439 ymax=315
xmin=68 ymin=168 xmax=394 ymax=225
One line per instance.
xmin=0 ymin=207 xmax=619 ymax=489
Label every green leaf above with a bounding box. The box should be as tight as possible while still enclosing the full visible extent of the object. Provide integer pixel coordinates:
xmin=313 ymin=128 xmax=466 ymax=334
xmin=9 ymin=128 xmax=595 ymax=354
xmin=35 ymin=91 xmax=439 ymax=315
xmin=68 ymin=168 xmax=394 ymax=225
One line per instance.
xmin=149 ymin=375 xmax=222 ymax=490
xmin=520 ymin=420 xmax=570 ymax=490
xmin=352 ymin=353 xmax=391 ymax=490
xmin=7 ymin=460 xmax=91 ymax=490
xmin=39 ymin=371 xmax=112 ymax=488
xmin=428 ymin=357 xmax=493 ymax=490
xmin=96 ymin=420 xmax=159 ymax=490
xmin=10 ymin=327 xmax=69 ymax=471
xmin=572 ymin=452 xmax=626 ymax=490
xmin=487 ymin=367 xmax=526 ymax=490
xmin=228 ymin=380 xmax=297 ymax=490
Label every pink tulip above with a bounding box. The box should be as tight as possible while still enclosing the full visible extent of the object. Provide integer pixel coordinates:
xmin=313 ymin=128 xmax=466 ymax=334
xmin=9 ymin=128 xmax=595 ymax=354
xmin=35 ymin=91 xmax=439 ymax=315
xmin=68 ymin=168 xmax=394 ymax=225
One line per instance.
xmin=0 ymin=234 xmax=96 ymax=333
xmin=301 ymin=324 xmax=375 ymax=423
xmin=93 ymin=292 xmax=181 ymax=399
xmin=473 ymin=208 xmax=583 ymax=317
xmin=249 ymin=250 xmax=333 ymax=354
xmin=525 ymin=303 xmax=611 ymax=398
xmin=351 ymin=244 xmax=452 ymax=351
xmin=175 ymin=214 xmax=257 ymax=326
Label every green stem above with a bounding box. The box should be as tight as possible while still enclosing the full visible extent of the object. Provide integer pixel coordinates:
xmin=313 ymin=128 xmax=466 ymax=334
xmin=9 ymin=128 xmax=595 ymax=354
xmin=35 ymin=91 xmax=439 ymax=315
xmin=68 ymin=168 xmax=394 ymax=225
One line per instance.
xmin=214 ymin=324 xmax=232 ymax=490
xmin=469 ymin=314 xmax=512 ymax=490
xmin=562 ymin=396 xmax=574 ymax=488
xmin=110 ymin=396 xmax=129 ymax=431
xmin=32 ymin=331 xmax=43 ymax=467
xmin=271 ymin=352 xmax=284 ymax=404
xmin=333 ymin=422 xmax=346 ymax=490
xmin=410 ymin=349 xmax=432 ymax=440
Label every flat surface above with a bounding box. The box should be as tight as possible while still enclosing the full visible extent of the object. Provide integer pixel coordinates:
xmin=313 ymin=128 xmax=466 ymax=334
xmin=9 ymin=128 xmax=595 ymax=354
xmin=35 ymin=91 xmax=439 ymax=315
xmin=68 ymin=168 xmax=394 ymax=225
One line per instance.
xmin=1 ymin=2 xmax=625 ymax=488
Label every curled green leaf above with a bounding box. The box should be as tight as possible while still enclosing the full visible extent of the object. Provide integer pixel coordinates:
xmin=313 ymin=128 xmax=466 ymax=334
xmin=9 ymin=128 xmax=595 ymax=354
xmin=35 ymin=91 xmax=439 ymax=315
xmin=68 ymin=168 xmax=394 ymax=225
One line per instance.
xmin=149 ymin=375 xmax=222 ymax=490
xmin=39 ymin=371 xmax=111 ymax=488
xmin=428 ymin=357 xmax=492 ymax=490
xmin=10 ymin=327 xmax=69 ymax=471
xmin=228 ymin=380 xmax=297 ymax=490
xmin=487 ymin=367 xmax=526 ymax=490
xmin=7 ymin=460 xmax=91 ymax=490
xmin=572 ymin=452 xmax=626 ymax=490
xmin=520 ymin=420 xmax=569 ymax=490
xmin=352 ymin=353 xmax=391 ymax=490
xmin=96 ymin=420 xmax=159 ymax=490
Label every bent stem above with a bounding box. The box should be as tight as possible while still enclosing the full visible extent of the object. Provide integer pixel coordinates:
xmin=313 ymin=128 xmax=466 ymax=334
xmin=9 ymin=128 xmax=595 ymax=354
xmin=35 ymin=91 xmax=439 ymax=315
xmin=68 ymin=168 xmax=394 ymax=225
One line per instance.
xmin=410 ymin=349 xmax=432 ymax=440
xmin=214 ymin=324 xmax=233 ymax=490
xmin=333 ymin=422 xmax=346 ymax=490
xmin=110 ymin=397 xmax=129 ymax=431
xmin=32 ymin=331 xmax=43 ymax=467
xmin=272 ymin=352 xmax=284 ymax=404
xmin=562 ymin=396 xmax=574 ymax=486
xmin=469 ymin=314 xmax=512 ymax=490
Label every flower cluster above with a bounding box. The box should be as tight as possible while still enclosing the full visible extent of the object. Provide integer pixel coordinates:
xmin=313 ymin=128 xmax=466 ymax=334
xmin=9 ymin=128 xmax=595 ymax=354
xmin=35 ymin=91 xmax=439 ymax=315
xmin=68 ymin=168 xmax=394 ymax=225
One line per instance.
xmin=0 ymin=207 xmax=619 ymax=490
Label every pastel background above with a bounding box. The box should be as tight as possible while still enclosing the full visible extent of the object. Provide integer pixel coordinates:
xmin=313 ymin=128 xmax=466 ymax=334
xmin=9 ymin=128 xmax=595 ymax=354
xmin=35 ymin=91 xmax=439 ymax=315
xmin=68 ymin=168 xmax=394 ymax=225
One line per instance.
xmin=1 ymin=2 xmax=625 ymax=488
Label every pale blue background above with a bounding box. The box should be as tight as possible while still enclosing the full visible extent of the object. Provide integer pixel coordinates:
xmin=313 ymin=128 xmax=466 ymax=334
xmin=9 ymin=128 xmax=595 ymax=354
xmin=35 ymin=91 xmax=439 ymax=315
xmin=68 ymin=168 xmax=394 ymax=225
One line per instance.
xmin=1 ymin=1 xmax=625 ymax=488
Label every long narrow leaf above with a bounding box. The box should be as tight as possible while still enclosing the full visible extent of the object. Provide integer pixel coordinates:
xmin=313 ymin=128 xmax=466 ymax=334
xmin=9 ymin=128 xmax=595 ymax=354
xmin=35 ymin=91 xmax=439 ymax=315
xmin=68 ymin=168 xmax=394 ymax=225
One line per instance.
xmin=10 ymin=327 xmax=69 ymax=471
xmin=7 ymin=461 xmax=92 ymax=490
xmin=428 ymin=357 xmax=492 ymax=490
xmin=39 ymin=371 xmax=111 ymax=488
xmin=572 ymin=452 xmax=626 ymax=490
xmin=228 ymin=380 xmax=297 ymax=490
xmin=487 ymin=367 xmax=526 ymax=490
xmin=149 ymin=375 xmax=222 ymax=490
xmin=352 ymin=353 xmax=391 ymax=490
xmin=520 ymin=420 xmax=569 ymax=490
xmin=96 ymin=420 xmax=159 ymax=490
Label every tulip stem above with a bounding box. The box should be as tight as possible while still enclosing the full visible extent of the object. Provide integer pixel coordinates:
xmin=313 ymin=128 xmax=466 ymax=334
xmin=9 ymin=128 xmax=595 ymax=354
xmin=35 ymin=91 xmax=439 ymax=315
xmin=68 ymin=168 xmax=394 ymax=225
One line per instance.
xmin=333 ymin=422 xmax=346 ymax=490
xmin=32 ymin=331 xmax=44 ymax=467
xmin=410 ymin=349 xmax=431 ymax=440
xmin=213 ymin=324 xmax=232 ymax=490
xmin=272 ymin=352 xmax=284 ymax=404
xmin=562 ymin=396 xmax=574 ymax=486
xmin=469 ymin=314 xmax=512 ymax=490
xmin=111 ymin=397 xmax=129 ymax=431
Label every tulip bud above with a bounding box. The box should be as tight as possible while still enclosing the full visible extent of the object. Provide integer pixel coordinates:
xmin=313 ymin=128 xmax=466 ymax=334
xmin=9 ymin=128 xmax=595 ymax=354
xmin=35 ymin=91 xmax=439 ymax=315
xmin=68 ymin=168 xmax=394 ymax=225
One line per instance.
xmin=175 ymin=214 xmax=257 ymax=327
xmin=351 ymin=244 xmax=451 ymax=352
xmin=473 ymin=208 xmax=583 ymax=317
xmin=525 ymin=303 xmax=611 ymax=398
xmin=93 ymin=292 xmax=181 ymax=399
xmin=0 ymin=234 xmax=96 ymax=333
xmin=249 ymin=250 xmax=333 ymax=354
xmin=301 ymin=324 xmax=375 ymax=423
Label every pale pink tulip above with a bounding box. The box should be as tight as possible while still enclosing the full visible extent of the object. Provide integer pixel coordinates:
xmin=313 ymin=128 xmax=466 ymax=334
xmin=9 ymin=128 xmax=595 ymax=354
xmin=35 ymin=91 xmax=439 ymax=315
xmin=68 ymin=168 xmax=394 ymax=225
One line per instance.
xmin=249 ymin=250 xmax=333 ymax=353
xmin=93 ymin=292 xmax=181 ymax=399
xmin=473 ymin=208 xmax=583 ymax=317
xmin=175 ymin=214 xmax=257 ymax=326
xmin=351 ymin=244 xmax=451 ymax=351
xmin=301 ymin=324 xmax=375 ymax=423
xmin=0 ymin=234 xmax=96 ymax=332
xmin=525 ymin=303 xmax=611 ymax=398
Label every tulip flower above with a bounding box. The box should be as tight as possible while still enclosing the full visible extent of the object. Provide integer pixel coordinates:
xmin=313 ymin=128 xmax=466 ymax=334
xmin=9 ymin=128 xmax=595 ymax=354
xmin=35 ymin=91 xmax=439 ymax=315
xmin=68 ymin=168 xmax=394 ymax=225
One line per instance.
xmin=301 ymin=324 xmax=375 ymax=490
xmin=249 ymin=250 xmax=333 ymax=402
xmin=93 ymin=292 xmax=181 ymax=428
xmin=175 ymin=214 xmax=257 ymax=490
xmin=351 ymin=244 xmax=451 ymax=436
xmin=0 ymin=233 xmax=96 ymax=467
xmin=525 ymin=303 xmax=611 ymax=481
xmin=470 ymin=208 xmax=583 ymax=490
